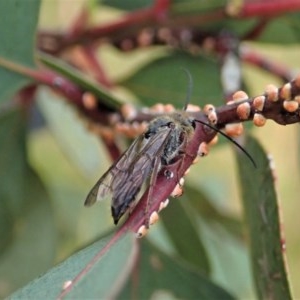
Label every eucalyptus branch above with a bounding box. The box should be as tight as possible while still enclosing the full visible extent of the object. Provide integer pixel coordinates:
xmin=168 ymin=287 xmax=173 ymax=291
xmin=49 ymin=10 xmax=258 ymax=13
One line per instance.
xmin=109 ymin=75 xmax=300 ymax=142
xmin=37 ymin=0 xmax=300 ymax=54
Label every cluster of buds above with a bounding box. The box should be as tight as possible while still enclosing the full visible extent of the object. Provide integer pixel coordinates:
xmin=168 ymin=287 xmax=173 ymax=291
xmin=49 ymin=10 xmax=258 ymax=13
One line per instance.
xmin=236 ymin=75 xmax=300 ymax=127
xmin=136 ymin=198 xmax=170 ymax=238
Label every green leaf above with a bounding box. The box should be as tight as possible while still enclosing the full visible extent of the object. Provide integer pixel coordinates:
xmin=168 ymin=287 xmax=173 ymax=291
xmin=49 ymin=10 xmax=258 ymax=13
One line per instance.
xmin=0 ymin=0 xmax=40 ymax=103
xmin=160 ymin=198 xmax=211 ymax=274
xmin=36 ymin=87 xmax=108 ymax=177
xmin=162 ymin=185 xmax=254 ymax=298
xmin=0 ymin=109 xmax=56 ymax=297
xmin=9 ymin=233 xmax=136 ymax=299
xmin=120 ymin=52 xmax=223 ymax=108
xmin=171 ymin=0 xmax=227 ymax=14
xmin=258 ymin=12 xmax=300 ymax=44
xmin=0 ymin=168 xmax=57 ymax=298
xmin=186 ymin=184 xmax=244 ymax=239
xmin=224 ymin=12 xmax=300 ymax=43
xmin=101 ymin=0 xmax=153 ymax=11
xmin=196 ymin=218 xmax=255 ymax=299
xmin=235 ymin=134 xmax=292 ymax=300
xmin=0 ymin=109 xmax=26 ymax=255
xmin=33 ymin=87 xmax=114 ymax=244
xmin=101 ymin=0 xmax=227 ymax=14
xmin=120 ymin=239 xmax=235 ymax=299
xmin=0 ymin=110 xmax=27 ymax=214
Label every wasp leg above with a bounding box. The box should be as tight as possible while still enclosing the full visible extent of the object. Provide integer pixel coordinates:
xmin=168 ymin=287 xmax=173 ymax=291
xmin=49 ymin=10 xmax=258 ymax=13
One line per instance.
xmin=172 ymin=134 xmax=194 ymax=185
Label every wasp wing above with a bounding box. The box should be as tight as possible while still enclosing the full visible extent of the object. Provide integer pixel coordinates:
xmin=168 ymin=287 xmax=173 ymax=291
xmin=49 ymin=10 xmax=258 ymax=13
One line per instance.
xmin=84 ymin=136 xmax=144 ymax=206
xmin=85 ymin=127 xmax=172 ymax=213
xmin=111 ymin=128 xmax=173 ymax=223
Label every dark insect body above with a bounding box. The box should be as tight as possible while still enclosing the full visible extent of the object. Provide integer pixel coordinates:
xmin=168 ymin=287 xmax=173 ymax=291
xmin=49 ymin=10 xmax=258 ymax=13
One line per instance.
xmin=85 ymin=110 xmax=196 ymax=225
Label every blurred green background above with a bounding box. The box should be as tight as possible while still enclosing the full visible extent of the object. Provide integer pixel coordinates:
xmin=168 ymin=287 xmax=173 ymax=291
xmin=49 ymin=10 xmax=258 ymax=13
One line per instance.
xmin=1 ymin=0 xmax=300 ymax=298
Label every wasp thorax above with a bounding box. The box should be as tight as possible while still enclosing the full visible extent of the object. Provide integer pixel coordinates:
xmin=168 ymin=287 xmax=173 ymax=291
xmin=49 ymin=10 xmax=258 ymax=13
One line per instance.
xmin=145 ymin=112 xmax=195 ymax=165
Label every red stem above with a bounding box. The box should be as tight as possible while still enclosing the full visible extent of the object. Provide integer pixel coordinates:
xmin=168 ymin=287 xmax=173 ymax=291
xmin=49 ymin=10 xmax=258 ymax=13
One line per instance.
xmin=79 ymin=45 xmax=114 ymax=88
xmin=19 ymin=67 xmax=115 ymax=123
xmin=27 ymin=69 xmax=83 ymax=105
xmin=40 ymin=0 xmax=170 ymax=54
xmin=242 ymin=18 xmax=270 ymax=40
xmin=37 ymin=0 xmax=300 ymax=54
xmin=239 ymin=0 xmax=300 ymax=18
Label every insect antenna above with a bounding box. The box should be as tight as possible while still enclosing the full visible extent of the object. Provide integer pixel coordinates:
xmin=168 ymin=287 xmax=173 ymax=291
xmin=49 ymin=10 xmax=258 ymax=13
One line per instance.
xmin=181 ymin=68 xmax=193 ymax=111
xmin=194 ymin=119 xmax=257 ymax=168
xmin=180 ymin=68 xmax=255 ymax=167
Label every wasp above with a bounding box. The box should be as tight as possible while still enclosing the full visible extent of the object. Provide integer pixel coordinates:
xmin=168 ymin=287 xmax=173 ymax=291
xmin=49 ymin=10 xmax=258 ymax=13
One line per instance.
xmin=85 ymin=69 xmax=256 ymax=225
xmin=84 ymin=109 xmax=196 ymax=224
xmin=84 ymin=106 xmax=255 ymax=225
